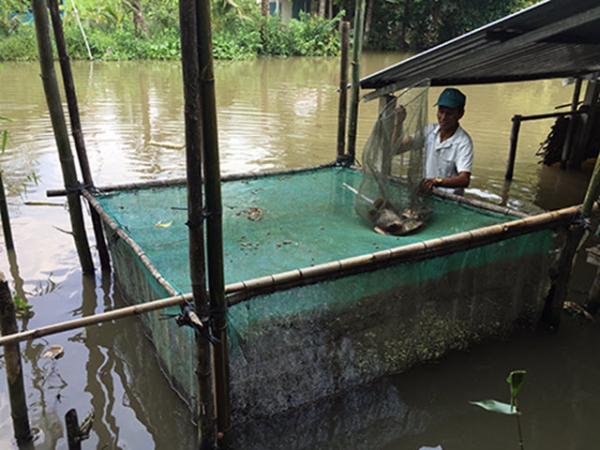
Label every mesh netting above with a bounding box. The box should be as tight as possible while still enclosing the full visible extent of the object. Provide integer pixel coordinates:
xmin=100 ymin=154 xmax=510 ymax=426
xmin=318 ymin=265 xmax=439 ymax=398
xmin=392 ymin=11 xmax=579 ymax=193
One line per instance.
xmin=93 ymin=166 xmax=556 ymax=423
xmin=356 ymin=82 xmax=432 ymax=236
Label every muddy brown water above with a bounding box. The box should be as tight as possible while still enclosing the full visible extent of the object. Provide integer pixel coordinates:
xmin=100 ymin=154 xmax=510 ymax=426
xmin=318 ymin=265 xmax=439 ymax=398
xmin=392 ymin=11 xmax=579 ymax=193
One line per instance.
xmin=1 ymin=55 xmax=599 ymax=449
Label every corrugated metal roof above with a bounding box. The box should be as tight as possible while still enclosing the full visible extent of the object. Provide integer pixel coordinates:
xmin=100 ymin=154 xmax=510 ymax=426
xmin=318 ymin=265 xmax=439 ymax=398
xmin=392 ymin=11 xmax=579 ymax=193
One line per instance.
xmin=360 ymin=0 xmax=600 ymax=100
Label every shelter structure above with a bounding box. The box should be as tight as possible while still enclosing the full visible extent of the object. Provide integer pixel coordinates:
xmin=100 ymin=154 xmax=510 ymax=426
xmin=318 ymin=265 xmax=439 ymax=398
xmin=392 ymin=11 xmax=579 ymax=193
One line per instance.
xmin=359 ymin=0 xmax=600 ymax=172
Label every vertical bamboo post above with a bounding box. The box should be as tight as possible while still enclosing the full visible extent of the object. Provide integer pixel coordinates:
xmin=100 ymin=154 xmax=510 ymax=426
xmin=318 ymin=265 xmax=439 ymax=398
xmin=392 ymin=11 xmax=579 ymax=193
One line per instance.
xmin=505 ymin=115 xmax=521 ymax=181
xmin=346 ymin=0 xmax=366 ymax=159
xmin=31 ymin=0 xmax=94 ymax=274
xmin=0 ymin=170 xmax=14 ymax=251
xmin=582 ymin=138 xmax=600 ymax=315
xmin=562 ymin=77 xmax=582 ymax=169
xmin=0 ymin=273 xmax=32 ymax=443
xmin=336 ymin=21 xmax=350 ymax=162
xmin=47 ymin=0 xmax=111 ymax=272
xmin=65 ymin=409 xmax=81 ymax=450
xmin=178 ymin=1 xmax=215 ymax=448
xmin=195 ymin=0 xmax=230 ymax=442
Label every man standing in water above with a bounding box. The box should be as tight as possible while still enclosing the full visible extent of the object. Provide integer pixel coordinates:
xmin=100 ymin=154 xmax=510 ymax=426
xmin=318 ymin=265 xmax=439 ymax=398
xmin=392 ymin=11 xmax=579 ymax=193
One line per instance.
xmin=420 ymin=87 xmax=474 ymax=195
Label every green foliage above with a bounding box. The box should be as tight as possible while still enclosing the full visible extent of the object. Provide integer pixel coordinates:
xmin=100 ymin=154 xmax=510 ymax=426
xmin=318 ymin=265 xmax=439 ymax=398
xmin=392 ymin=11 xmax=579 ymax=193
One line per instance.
xmin=13 ymin=293 xmax=34 ymax=320
xmin=0 ymin=24 xmax=37 ymax=61
xmin=0 ymin=1 xmax=340 ymax=61
xmin=1 ymin=116 xmax=10 ymax=154
xmin=0 ymin=0 xmax=536 ymax=59
xmin=471 ymin=370 xmax=527 ymax=448
xmin=366 ymin=0 xmax=541 ymax=51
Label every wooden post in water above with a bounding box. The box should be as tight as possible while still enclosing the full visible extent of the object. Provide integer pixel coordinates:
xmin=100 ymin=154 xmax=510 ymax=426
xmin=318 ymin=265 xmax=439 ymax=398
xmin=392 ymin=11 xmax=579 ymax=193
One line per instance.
xmin=562 ymin=77 xmax=582 ymax=169
xmin=0 ymin=273 xmax=32 ymax=443
xmin=346 ymin=0 xmax=366 ymax=160
xmin=65 ymin=409 xmax=82 ymax=450
xmin=31 ymin=0 xmax=94 ymax=274
xmin=195 ymin=0 xmax=231 ymax=442
xmin=336 ymin=21 xmax=350 ymax=162
xmin=505 ymin=115 xmax=522 ymax=181
xmin=0 ymin=171 xmax=14 ymax=252
xmin=47 ymin=0 xmax=111 ymax=272
xmin=583 ymin=139 xmax=600 ymax=315
xmin=178 ymin=0 xmax=216 ymax=448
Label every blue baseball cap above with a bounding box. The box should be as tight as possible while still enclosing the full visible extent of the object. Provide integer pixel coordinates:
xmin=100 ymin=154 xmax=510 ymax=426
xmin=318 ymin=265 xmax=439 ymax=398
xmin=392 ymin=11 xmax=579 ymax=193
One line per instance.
xmin=434 ymin=88 xmax=466 ymax=109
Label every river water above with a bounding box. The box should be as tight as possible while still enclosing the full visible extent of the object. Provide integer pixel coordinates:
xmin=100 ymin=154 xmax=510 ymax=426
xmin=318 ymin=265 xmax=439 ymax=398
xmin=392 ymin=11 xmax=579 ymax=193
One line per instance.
xmin=1 ymin=55 xmax=600 ymax=449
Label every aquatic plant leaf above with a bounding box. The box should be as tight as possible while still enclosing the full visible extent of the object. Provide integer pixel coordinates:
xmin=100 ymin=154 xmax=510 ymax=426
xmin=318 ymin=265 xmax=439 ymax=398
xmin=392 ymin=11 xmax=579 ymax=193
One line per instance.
xmin=507 ymin=370 xmax=526 ymax=400
xmin=470 ymin=399 xmax=517 ymax=415
xmin=42 ymin=345 xmax=64 ymax=360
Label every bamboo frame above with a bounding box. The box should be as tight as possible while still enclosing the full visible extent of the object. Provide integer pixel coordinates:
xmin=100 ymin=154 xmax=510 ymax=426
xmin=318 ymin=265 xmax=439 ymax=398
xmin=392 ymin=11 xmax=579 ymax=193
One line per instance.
xmin=0 ymin=201 xmax=585 ymax=349
xmin=48 ymin=0 xmax=110 ymax=272
xmin=32 ymin=0 xmax=94 ymax=274
xmin=80 ymin=189 xmax=178 ymax=298
xmin=0 ymin=292 xmax=192 ymax=347
xmin=224 ymin=204 xmax=580 ymax=305
xmin=46 ymin=162 xmax=338 ymax=197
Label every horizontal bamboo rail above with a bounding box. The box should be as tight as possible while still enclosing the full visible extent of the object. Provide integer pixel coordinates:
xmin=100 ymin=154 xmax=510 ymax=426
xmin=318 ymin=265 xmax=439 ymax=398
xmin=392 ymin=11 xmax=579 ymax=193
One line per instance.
xmin=225 ymin=203 xmax=581 ymax=305
xmin=0 ymin=202 xmax=587 ymax=348
xmin=81 ymin=189 xmax=179 ymax=298
xmin=47 ymin=163 xmax=338 ymax=197
xmin=0 ymin=293 xmax=192 ymax=347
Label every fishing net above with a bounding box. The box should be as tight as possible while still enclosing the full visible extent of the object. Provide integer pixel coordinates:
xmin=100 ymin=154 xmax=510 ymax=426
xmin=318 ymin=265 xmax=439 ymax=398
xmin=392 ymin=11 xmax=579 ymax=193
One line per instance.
xmin=93 ymin=166 xmax=557 ymax=424
xmin=356 ymin=82 xmax=432 ymax=236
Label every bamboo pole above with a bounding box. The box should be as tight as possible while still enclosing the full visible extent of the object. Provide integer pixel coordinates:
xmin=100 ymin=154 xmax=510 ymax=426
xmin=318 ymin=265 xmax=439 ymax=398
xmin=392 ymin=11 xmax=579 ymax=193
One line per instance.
xmin=0 ymin=170 xmax=14 ymax=251
xmin=336 ymin=21 xmax=350 ymax=162
xmin=69 ymin=0 xmax=93 ymax=60
xmin=47 ymin=0 xmax=111 ymax=272
xmin=46 ymin=162 xmax=338 ymax=197
xmin=178 ymin=0 xmax=215 ymax=448
xmin=31 ymin=0 xmax=94 ymax=274
xmin=582 ymin=131 xmax=600 ymax=314
xmin=0 ymin=273 xmax=32 ymax=443
xmin=226 ymin=204 xmax=583 ymax=305
xmin=563 ymin=77 xmax=582 ymax=169
xmin=0 ymin=292 xmax=191 ymax=347
xmin=505 ymin=115 xmax=521 ymax=181
xmin=65 ymin=409 xmax=81 ymax=450
xmin=346 ymin=0 xmax=366 ymax=159
xmin=80 ymin=189 xmax=178 ymax=297
xmin=0 ymin=203 xmax=587 ymax=349
xmin=195 ymin=0 xmax=230 ymax=441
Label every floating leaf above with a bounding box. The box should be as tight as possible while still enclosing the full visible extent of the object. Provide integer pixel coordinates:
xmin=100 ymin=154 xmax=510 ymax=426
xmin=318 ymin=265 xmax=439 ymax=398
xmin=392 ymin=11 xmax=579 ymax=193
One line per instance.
xmin=507 ymin=370 xmax=526 ymax=402
xmin=470 ymin=399 xmax=517 ymax=415
xmin=154 ymin=220 xmax=173 ymax=228
xmin=42 ymin=345 xmax=64 ymax=360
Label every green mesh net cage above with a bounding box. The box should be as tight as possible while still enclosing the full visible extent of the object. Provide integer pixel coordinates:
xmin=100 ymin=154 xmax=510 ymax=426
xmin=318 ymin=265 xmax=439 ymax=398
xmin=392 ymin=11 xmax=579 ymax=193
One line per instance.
xmin=93 ymin=165 xmax=557 ymax=424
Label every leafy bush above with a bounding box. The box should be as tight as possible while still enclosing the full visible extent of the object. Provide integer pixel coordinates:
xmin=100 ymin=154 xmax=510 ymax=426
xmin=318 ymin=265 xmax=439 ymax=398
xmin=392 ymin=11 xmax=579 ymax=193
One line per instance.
xmin=0 ymin=24 xmax=37 ymax=61
xmin=0 ymin=6 xmax=341 ymax=61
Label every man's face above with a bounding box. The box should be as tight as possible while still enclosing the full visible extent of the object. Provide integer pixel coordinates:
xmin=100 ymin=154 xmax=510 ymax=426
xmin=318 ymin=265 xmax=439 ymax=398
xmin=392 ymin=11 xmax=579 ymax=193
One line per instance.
xmin=436 ymin=106 xmax=464 ymax=132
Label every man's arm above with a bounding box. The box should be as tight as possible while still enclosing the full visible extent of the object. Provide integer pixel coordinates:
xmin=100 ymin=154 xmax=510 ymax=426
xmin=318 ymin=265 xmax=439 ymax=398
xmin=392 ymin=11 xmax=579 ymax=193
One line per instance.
xmin=422 ymin=171 xmax=471 ymax=190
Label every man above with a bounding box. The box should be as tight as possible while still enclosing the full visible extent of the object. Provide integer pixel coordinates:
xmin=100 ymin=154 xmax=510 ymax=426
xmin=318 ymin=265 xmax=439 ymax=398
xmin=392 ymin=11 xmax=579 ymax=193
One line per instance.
xmin=421 ymin=87 xmax=473 ymax=196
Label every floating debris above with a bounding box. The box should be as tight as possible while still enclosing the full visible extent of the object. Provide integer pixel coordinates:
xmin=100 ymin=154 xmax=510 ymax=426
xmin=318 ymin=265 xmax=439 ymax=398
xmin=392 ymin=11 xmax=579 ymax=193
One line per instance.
xmin=42 ymin=345 xmax=64 ymax=360
xmin=154 ymin=220 xmax=173 ymax=228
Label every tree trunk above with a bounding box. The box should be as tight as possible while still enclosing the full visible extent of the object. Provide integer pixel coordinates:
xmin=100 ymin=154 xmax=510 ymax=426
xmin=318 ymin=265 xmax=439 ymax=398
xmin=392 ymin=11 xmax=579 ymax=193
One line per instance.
xmin=364 ymin=0 xmax=374 ymax=48
xmin=319 ymin=0 xmax=326 ymax=18
xmin=260 ymin=0 xmax=269 ymax=47
xmin=399 ymin=0 xmax=411 ymax=49
xmin=133 ymin=0 xmax=151 ymax=39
